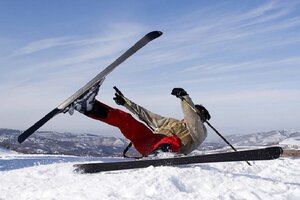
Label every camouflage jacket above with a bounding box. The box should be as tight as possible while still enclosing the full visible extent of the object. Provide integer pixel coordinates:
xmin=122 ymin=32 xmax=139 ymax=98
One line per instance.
xmin=123 ymin=95 xmax=207 ymax=154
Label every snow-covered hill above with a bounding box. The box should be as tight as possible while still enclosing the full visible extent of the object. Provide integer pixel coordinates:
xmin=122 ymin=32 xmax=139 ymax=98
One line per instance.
xmin=1 ymin=129 xmax=299 ymax=157
xmin=0 ymin=153 xmax=299 ymax=200
xmin=0 ymin=128 xmax=132 ymax=157
xmin=225 ymin=130 xmax=300 ymax=148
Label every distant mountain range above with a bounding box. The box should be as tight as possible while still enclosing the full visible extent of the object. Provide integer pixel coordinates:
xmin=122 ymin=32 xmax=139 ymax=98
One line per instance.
xmin=0 ymin=128 xmax=299 ymax=157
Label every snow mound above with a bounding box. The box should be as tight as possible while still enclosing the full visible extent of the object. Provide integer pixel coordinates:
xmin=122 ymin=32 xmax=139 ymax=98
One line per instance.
xmin=280 ymin=138 xmax=300 ymax=149
xmin=0 ymin=147 xmax=19 ymax=156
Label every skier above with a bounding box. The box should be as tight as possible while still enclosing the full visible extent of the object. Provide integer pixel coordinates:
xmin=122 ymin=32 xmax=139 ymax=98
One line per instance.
xmin=73 ymin=86 xmax=210 ymax=157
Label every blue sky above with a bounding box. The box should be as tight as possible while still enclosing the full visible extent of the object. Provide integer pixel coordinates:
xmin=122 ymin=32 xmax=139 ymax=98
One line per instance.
xmin=1 ymin=1 xmax=300 ymax=139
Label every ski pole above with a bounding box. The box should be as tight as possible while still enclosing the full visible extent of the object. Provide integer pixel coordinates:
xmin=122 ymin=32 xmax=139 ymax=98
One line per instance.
xmin=180 ymin=97 xmax=251 ymax=166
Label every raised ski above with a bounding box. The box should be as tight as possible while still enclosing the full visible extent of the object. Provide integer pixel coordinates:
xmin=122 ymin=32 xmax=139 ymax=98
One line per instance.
xmin=18 ymin=31 xmax=162 ymax=143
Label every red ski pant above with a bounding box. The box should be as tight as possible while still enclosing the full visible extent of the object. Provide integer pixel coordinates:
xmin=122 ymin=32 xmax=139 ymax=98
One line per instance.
xmin=86 ymin=102 xmax=181 ymax=156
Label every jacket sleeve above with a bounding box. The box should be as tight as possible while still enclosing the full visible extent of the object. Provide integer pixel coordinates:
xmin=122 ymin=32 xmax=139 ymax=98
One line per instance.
xmin=180 ymin=95 xmax=207 ymax=148
xmin=123 ymin=97 xmax=169 ymax=130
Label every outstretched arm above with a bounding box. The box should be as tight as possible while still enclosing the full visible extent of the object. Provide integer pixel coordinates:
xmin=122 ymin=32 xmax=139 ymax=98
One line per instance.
xmin=171 ymin=88 xmax=207 ymax=147
xmin=113 ymin=88 xmax=168 ymax=130
xmin=123 ymin=97 xmax=169 ymax=130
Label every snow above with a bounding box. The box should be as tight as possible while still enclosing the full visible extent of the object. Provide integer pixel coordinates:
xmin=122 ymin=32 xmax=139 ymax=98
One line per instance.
xmin=0 ymin=152 xmax=299 ymax=200
xmin=280 ymin=138 xmax=300 ymax=149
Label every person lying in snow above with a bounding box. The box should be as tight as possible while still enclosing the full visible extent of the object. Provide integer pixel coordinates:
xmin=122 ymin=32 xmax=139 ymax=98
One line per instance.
xmin=73 ymin=86 xmax=210 ymax=157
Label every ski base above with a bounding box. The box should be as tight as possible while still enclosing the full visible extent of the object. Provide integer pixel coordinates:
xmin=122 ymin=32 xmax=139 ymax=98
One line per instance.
xmin=74 ymin=146 xmax=283 ymax=173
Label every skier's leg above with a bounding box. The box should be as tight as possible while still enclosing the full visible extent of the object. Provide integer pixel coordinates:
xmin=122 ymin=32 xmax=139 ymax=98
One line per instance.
xmin=85 ymin=101 xmax=181 ymax=156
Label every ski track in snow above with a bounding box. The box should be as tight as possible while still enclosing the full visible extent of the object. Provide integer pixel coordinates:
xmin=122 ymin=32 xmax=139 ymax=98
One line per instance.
xmin=0 ymin=153 xmax=299 ymax=200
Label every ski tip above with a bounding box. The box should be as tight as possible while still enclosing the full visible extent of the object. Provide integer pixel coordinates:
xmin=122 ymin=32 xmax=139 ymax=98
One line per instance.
xmin=73 ymin=165 xmax=84 ymax=174
xmin=146 ymin=31 xmax=163 ymax=40
xmin=267 ymin=146 xmax=284 ymax=159
xmin=17 ymin=135 xmax=25 ymax=144
xmin=278 ymin=146 xmax=284 ymax=156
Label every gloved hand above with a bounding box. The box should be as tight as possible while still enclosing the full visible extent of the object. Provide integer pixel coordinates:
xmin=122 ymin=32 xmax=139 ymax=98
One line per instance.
xmin=195 ymin=104 xmax=211 ymax=122
xmin=69 ymin=85 xmax=100 ymax=115
xmin=113 ymin=93 xmax=126 ymax=105
xmin=171 ymin=88 xmax=188 ymax=98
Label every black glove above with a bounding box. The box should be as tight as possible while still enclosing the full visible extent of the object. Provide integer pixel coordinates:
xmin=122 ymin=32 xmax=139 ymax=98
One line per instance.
xmin=195 ymin=104 xmax=211 ymax=122
xmin=171 ymin=88 xmax=188 ymax=98
xmin=113 ymin=93 xmax=126 ymax=105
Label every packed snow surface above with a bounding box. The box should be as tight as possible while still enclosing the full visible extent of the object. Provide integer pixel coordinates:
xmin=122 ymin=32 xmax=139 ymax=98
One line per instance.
xmin=0 ymin=152 xmax=299 ymax=200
